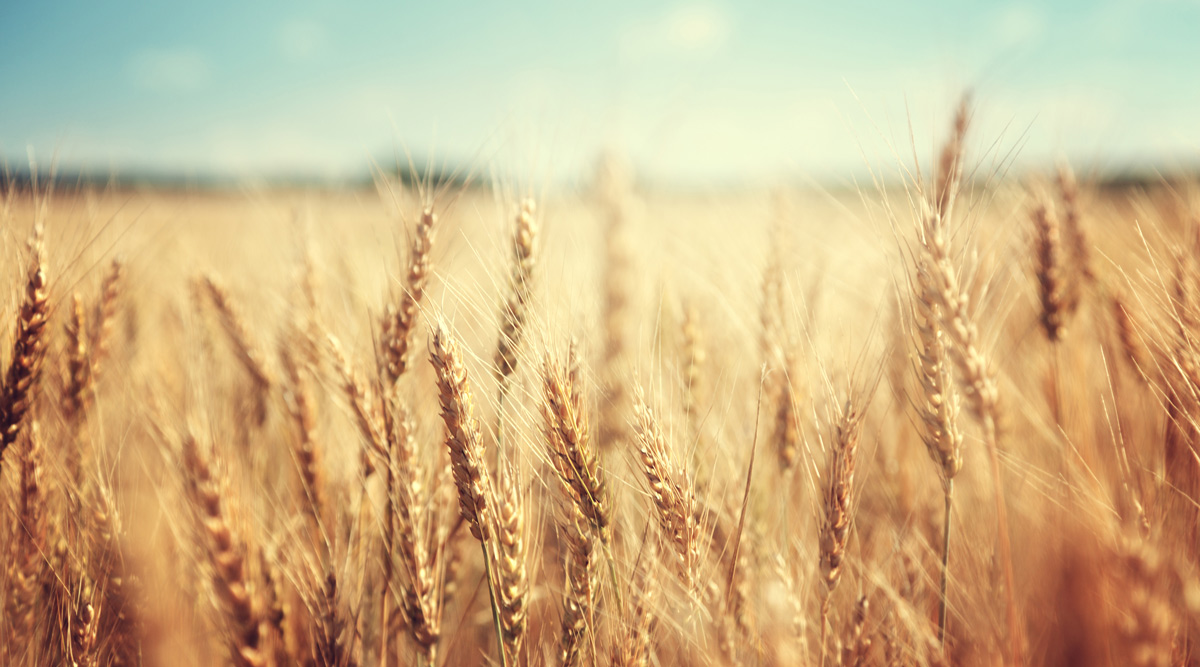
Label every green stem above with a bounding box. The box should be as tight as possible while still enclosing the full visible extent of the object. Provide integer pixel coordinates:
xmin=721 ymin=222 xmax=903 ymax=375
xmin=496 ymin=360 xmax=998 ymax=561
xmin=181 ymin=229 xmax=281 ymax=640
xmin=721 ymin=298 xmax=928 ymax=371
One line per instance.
xmin=480 ymin=540 xmax=509 ymax=667
xmin=938 ymin=477 xmax=954 ymax=648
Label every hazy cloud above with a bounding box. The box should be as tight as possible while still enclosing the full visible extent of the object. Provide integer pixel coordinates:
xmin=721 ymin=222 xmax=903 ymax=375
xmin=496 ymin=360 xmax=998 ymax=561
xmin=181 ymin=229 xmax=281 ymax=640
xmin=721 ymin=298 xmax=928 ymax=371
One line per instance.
xmin=620 ymin=4 xmax=731 ymax=62
xmin=991 ymin=4 xmax=1047 ymax=47
xmin=278 ymin=19 xmax=328 ymax=61
xmin=127 ymin=48 xmax=211 ymax=92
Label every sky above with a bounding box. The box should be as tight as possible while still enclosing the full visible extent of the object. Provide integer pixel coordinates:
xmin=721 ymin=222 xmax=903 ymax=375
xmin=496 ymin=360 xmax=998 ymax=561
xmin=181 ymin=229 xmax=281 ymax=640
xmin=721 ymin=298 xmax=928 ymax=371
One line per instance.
xmin=2 ymin=0 xmax=1198 ymax=185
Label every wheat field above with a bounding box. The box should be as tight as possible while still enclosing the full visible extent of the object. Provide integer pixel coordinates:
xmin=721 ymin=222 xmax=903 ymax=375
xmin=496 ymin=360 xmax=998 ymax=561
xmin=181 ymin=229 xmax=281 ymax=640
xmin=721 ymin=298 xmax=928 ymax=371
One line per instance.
xmin=0 ymin=101 xmax=1196 ymax=667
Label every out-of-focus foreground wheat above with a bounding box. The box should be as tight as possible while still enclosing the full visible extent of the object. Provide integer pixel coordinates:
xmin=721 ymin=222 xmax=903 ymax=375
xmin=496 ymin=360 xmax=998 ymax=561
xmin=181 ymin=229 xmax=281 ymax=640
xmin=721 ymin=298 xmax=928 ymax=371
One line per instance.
xmin=0 ymin=101 xmax=1196 ymax=667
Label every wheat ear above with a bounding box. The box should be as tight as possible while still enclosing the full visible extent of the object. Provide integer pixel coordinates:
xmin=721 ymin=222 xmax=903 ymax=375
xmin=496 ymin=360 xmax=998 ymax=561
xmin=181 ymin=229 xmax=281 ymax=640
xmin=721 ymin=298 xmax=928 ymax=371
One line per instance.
xmin=913 ymin=254 xmax=964 ymax=647
xmin=180 ymin=434 xmax=265 ymax=667
xmin=382 ymin=206 xmax=437 ymax=383
xmin=0 ymin=226 xmax=49 ymax=469
xmin=495 ymin=198 xmax=539 ymax=385
xmin=632 ymin=384 xmax=700 ymax=595
xmin=428 ymin=321 xmax=507 ymax=667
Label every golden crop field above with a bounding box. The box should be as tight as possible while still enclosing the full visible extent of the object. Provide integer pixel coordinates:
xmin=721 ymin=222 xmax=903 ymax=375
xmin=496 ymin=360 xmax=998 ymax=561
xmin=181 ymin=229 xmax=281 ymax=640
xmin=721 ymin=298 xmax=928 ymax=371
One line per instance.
xmin=0 ymin=103 xmax=1196 ymax=667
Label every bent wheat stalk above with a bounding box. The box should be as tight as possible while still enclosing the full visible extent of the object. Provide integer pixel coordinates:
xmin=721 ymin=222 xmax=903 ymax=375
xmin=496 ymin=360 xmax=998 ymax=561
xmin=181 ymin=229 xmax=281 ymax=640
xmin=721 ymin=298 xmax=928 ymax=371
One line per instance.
xmin=429 ymin=321 xmax=506 ymax=667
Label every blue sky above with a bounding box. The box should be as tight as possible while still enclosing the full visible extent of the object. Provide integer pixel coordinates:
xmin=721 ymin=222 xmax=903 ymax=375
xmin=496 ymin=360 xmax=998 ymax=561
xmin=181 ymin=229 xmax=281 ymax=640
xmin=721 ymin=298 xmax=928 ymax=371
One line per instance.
xmin=2 ymin=1 xmax=1198 ymax=183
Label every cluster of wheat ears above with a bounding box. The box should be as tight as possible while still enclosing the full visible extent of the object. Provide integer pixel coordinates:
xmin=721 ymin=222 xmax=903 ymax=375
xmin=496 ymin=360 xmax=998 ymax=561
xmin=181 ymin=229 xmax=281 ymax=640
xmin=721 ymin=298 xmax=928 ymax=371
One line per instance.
xmin=1 ymin=96 xmax=1198 ymax=666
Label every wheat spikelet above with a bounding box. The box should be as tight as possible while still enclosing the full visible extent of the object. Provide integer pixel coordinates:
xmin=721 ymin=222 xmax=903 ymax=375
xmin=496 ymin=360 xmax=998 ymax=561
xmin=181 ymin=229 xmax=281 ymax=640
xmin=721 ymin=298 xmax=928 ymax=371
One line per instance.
xmin=495 ymin=462 xmax=528 ymax=663
xmin=328 ymin=334 xmax=387 ymax=475
xmin=381 ymin=393 xmax=441 ymax=662
xmin=259 ymin=551 xmax=289 ymax=667
xmin=913 ymin=252 xmax=964 ymax=647
xmin=558 ymin=508 xmax=596 ymax=667
xmin=382 ymin=206 xmax=437 ymax=383
xmin=90 ymin=257 xmax=123 ymax=372
xmin=597 ymin=157 xmax=632 ymax=451
xmin=180 ymin=434 xmax=265 ymax=667
xmin=429 ymin=321 xmax=493 ymax=542
xmin=913 ymin=257 xmax=964 ymax=481
xmin=920 ymin=104 xmax=1021 ymax=665
xmin=280 ymin=336 xmax=326 ymax=534
xmin=839 ymin=595 xmax=870 ymax=666
xmin=818 ymin=399 xmax=863 ymax=596
xmin=70 ymin=598 xmax=98 ymax=667
xmin=429 ymin=320 xmax=513 ymax=665
xmin=1056 ymin=162 xmax=1095 ymax=286
xmin=934 ymin=94 xmax=970 ymax=220
xmin=5 ymin=424 xmax=46 ymax=654
xmin=495 ymin=198 xmax=539 ymax=384
xmin=1113 ymin=535 xmax=1173 ymax=667
xmin=1032 ymin=200 xmax=1067 ymax=342
xmin=201 ymin=275 xmax=273 ymax=424
xmin=392 ymin=417 xmax=440 ymax=661
xmin=773 ymin=345 xmax=803 ymax=472
xmin=0 ymin=227 xmax=49 ymax=468
xmin=87 ymin=480 xmax=140 ymax=665
xmin=632 ymin=384 xmax=700 ymax=593
xmin=311 ymin=571 xmax=352 ymax=667
xmin=919 ymin=208 xmax=999 ymax=424
xmin=1112 ymin=291 xmax=1148 ymax=377
xmin=612 ymin=543 xmax=657 ymax=667
xmin=542 ymin=350 xmax=609 ymax=543
xmin=680 ymin=302 xmax=705 ymax=427
xmin=64 ymin=292 xmax=92 ymax=423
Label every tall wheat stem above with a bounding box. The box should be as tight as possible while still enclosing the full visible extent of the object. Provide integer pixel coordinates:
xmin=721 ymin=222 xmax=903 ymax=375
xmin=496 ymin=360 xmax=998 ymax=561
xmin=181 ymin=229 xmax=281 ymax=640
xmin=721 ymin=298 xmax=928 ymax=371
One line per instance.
xmin=939 ymin=477 xmax=954 ymax=647
xmin=480 ymin=540 xmax=508 ymax=667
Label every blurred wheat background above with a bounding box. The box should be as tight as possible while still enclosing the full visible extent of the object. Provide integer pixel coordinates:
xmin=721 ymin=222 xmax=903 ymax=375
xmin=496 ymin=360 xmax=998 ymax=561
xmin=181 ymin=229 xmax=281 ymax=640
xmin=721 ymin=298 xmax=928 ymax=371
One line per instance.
xmin=4 ymin=2 xmax=1200 ymax=666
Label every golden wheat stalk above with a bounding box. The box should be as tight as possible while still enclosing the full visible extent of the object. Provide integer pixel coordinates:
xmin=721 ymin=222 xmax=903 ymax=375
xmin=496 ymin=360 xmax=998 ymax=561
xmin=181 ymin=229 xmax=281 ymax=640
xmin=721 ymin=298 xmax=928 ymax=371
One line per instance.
xmin=64 ymin=292 xmax=93 ymax=424
xmin=0 ymin=227 xmax=49 ymax=469
xmin=382 ymin=206 xmax=437 ymax=383
xmin=597 ymin=159 xmax=632 ymax=452
xmin=495 ymin=198 xmax=539 ymax=385
xmin=90 ymin=257 xmax=123 ymax=372
xmin=934 ymin=94 xmax=970 ymax=220
xmin=632 ymin=384 xmax=700 ymax=595
xmin=328 ymin=334 xmax=388 ymax=476
xmin=1032 ymin=199 xmax=1067 ymax=343
xmin=180 ymin=434 xmax=265 ymax=667
xmin=279 ymin=336 xmax=326 ymax=538
xmin=428 ymin=320 xmax=507 ymax=667
xmin=494 ymin=462 xmax=528 ymax=664
xmin=818 ymin=399 xmax=863 ymax=666
xmin=912 ymin=253 xmax=964 ymax=647
xmin=559 ymin=506 xmax=597 ymax=667
xmin=920 ymin=182 xmax=1021 ymax=665
xmin=201 ymin=275 xmax=273 ymax=425
xmin=541 ymin=351 xmax=609 ymax=543
xmin=6 ymin=424 xmax=45 ymax=653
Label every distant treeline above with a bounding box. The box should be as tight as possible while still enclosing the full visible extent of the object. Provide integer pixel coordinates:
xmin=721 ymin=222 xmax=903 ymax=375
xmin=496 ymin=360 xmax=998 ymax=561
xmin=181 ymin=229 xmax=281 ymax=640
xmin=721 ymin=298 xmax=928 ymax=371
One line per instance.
xmin=0 ymin=161 xmax=1196 ymax=193
xmin=0 ymin=162 xmax=475 ymax=193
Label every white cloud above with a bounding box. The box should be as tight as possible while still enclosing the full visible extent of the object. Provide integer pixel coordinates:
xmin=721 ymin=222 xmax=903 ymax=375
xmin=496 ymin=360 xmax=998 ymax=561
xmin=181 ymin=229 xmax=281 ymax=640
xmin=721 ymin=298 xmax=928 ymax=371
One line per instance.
xmin=127 ymin=48 xmax=211 ymax=92
xmin=991 ymin=4 xmax=1047 ymax=48
xmin=620 ymin=4 xmax=731 ymax=62
xmin=278 ymin=19 xmax=328 ymax=61
xmin=663 ymin=5 xmax=730 ymax=53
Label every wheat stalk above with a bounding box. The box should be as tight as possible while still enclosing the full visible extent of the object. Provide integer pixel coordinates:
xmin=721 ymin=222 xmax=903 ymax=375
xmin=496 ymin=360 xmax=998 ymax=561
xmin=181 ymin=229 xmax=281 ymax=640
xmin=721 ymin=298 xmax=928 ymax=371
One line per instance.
xmin=382 ymin=206 xmax=437 ymax=383
xmin=495 ymin=198 xmax=539 ymax=385
xmin=818 ymin=399 xmax=863 ymax=666
xmin=913 ymin=253 xmax=964 ymax=647
xmin=428 ymin=320 xmax=507 ymax=667
xmin=632 ymin=384 xmax=700 ymax=595
xmin=0 ymin=226 xmax=49 ymax=469
xmin=180 ymin=434 xmax=265 ymax=667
